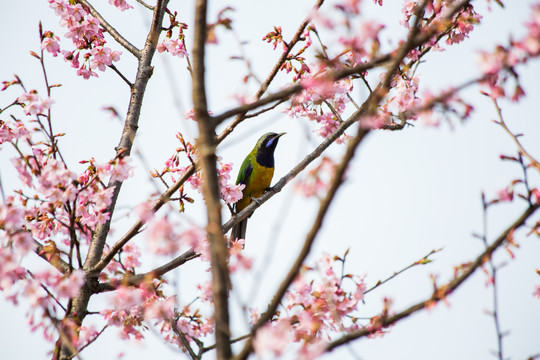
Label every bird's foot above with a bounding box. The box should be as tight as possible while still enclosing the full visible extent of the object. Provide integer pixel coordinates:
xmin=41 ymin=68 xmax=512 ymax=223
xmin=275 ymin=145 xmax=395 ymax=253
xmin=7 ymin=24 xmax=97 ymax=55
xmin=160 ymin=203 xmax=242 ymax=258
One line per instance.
xmin=250 ymin=195 xmax=263 ymax=206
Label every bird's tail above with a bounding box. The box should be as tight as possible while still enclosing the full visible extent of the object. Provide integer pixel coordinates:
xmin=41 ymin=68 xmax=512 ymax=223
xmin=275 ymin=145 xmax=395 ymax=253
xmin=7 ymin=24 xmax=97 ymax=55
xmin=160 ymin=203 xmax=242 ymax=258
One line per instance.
xmin=231 ymin=218 xmax=248 ymax=242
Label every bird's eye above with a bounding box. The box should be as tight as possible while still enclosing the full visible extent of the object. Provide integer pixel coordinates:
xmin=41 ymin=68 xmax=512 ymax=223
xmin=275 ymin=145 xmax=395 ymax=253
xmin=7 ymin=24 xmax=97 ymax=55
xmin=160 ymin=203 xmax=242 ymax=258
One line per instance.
xmin=265 ymin=137 xmax=275 ymax=148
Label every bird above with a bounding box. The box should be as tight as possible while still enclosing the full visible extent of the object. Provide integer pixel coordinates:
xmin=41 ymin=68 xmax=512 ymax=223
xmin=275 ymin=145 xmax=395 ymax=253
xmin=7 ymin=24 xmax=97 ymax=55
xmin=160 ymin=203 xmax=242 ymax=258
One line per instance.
xmin=231 ymin=132 xmax=286 ymax=241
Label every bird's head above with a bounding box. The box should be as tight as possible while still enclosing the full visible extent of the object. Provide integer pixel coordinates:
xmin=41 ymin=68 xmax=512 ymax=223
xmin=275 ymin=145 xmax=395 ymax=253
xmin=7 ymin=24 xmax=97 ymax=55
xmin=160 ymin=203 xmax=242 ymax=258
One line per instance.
xmin=254 ymin=132 xmax=286 ymax=167
xmin=256 ymin=132 xmax=286 ymax=153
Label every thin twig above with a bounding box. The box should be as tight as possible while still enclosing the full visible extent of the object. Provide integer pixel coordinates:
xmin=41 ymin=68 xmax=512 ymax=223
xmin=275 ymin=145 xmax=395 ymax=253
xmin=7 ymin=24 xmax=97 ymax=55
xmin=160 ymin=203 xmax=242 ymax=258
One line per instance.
xmin=493 ymin=98 xmax=540 ymax=169
xmin=202 ymin=334 xmax=251 ymax=353
xmin=76 ymin=325 xmax=108 ymax=353
xmin=108 ymin=64 xmax=133 ymax=87
xmin=480 ymin=197 xmax=505 ymax=360
xmin=363 ymin=248 xmax=442 ymax=295
xmin=134 ymin=0 xmax=154 ymax=10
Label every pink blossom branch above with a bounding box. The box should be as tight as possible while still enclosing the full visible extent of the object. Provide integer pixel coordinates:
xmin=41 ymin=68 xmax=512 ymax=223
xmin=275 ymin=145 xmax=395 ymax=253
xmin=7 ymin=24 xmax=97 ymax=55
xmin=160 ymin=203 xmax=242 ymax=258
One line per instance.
xmin=212 ymin=56 xmax=390 ymax=126
xmin=78 ymin=0 xmax=141 ymax=59
xmin=325 ymin=204 xmax=539 ymax=353
xmin=223 ymin=0 xmax=433 ymax=236
xmin=83 ymin=0 xmax=169 ymax=272
xmin=58 ymin=1 xmax=170 ymax=359
xmin=91 ymin=166 xmax=195 ymax=273
xmin=215 ymin=0 xmax=325 ymax=141
xmin=192 ymin=0 xmax=232 ymax=359
xmin=213 ymin=0 xmax=472 ymax=127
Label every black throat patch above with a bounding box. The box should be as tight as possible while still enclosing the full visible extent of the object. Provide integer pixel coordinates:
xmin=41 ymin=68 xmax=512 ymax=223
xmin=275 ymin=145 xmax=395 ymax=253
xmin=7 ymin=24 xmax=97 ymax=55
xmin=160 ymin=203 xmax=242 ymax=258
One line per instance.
xmin=256 ymin=136 xmax=280 ymax=167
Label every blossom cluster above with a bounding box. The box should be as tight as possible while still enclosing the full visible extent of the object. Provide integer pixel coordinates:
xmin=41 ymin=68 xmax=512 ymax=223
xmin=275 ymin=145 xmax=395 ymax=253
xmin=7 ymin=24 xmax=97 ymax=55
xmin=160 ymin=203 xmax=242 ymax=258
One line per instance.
xmin=295 ymin=156 xmax=336 ymax=198
xmin=476 ymin=2 xmax=540 ymax=100
xmin=17 ymin=90 xmax=55 ymax=116
xmin=288 ymin=74 xmax=353 ymax=142
xmin=0 ymin=106 xmax=135 ymax=342
xmin=401 ymin=1 xmax=481 ymax=47
xmin=253 ymin=253 xmax=366 ymax=359
xmin=157 ymin=132 xmax=245 ymax=207
xmin=46 ymin=0 xmax=122 ymax=79
xmin=157 ymin=11 xmax=189 ymax=57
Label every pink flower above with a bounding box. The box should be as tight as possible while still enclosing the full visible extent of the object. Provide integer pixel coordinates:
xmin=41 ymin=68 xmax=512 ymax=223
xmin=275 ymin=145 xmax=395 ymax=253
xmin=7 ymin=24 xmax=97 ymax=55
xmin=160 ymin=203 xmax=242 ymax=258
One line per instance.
xmin=196 ymin=280 xmax=213 ymax=303
xmin=109 ymin=0 xmax=133 ymax=11
xmin=157 ymin=39 xmax=188 ymax=58
xmin=184 ymin=109 xmax=196 ymax=121
xmin=41 ymin=36 xmax=61 ymax=57
xmin=54 ymin=270 xmax=86 ymax=298
xmin=77 ymin=66 xmax=98 ymax=79
xmin=180 ymin=225 xmax=206 ymax=253
xmin=534 ymin=285 xmax=540 ymax=299
xmin=82 ymin=15 xmax=100 ymax=36
xmin=135 ymin=202 xmax=155 ymax=223
xmin=109 ymin=156 xmax=133 ymax=182
xmin=17 ymin=91 xmax=55 ymax=115
xmin=146 ymin=216 xmax=180 ymax=256
xmin=78 ymin=325 xmax=98 ymax=347
xmin=532 ymin=188 xmax=540 ymax=205
xmin=497 ymin=187 xmax=514 ymax=202
xmin=254 ymin=319 xmax=295 ymax=357
xmin=108 ymin=286 xmax=145 ymax=310
xmin=144 ymin=296 xmax=176 ymax=320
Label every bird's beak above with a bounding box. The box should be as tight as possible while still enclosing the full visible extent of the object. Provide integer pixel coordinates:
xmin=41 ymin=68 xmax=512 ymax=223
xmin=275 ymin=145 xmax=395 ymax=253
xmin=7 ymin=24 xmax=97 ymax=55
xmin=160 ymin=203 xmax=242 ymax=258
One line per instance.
xmin=277 ymin=132 xmax=286 ymax=138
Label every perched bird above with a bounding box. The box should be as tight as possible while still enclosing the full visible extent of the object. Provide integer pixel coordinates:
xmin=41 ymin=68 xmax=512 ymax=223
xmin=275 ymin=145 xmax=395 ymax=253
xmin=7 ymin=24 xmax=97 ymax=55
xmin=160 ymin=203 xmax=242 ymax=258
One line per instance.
xmin=232 ymin=132 xmax=286 ymax=241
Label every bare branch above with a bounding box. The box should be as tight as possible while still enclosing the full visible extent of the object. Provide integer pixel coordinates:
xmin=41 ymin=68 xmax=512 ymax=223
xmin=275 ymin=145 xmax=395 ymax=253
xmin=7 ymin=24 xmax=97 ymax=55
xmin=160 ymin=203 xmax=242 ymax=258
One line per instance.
xmin=96 ymin=249 xmax=199 ymax=292
xmin=493 ymin=98 xmax=540 ymax=169
xmin=192 ymin=0 xmax=232 ymax=359
xmin=34 ymin=240 xmax=71 ymax=274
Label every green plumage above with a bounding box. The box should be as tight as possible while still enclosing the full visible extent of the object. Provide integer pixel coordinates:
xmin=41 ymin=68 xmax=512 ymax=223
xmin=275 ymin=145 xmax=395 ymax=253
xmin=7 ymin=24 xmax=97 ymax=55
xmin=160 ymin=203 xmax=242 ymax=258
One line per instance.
xmin=232 ymin=132 xmax=285 ymax=241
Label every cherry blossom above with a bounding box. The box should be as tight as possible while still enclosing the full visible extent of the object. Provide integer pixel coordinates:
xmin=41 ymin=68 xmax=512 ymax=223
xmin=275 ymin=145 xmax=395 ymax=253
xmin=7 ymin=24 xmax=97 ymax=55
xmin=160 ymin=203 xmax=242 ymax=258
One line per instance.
xmin=41 ymin=32 xmax=61 ymax=57
xmin=46 ymin=0 xmax=122 ymax=78
xmin=157 ymin=39 xmax=188 ymax=58
xmin=109 ymin=0 xmax=133 ymax=11
xmin=17 ymin=91 xmax=55 ymax=115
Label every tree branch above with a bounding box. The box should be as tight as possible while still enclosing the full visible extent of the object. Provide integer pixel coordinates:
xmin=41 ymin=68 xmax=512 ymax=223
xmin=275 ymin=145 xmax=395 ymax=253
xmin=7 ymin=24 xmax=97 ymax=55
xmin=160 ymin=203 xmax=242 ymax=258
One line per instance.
xmin=96 ymin=249 xmax=199 ymax=292
xmin=215 ymin=0 xmax=326 ymax=141
xmin=325 ymin=204 xmax=539 ymax=352
xmin=192 ymin=0 xmax=232 ymax=359
xmin=58 ymin=1 xmax=170 ymax=359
